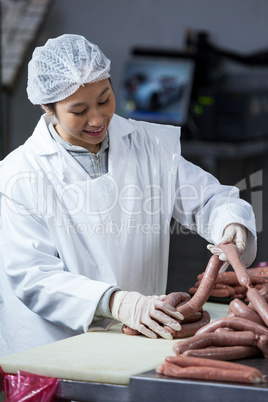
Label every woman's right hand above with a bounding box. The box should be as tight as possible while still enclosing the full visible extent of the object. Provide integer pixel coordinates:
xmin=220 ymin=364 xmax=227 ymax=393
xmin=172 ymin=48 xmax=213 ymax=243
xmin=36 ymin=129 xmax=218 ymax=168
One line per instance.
xmin=111 ymin=291 xmax=183 ymax=339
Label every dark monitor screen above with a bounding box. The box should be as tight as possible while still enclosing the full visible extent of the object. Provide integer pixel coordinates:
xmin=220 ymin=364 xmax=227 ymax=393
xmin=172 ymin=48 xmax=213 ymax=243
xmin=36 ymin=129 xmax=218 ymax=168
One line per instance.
xmin=118 ymin=56 xmax=195 ymax=126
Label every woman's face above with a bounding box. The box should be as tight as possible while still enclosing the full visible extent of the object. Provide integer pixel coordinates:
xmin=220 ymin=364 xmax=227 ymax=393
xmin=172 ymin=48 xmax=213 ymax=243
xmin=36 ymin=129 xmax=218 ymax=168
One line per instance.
xmin=43 ymin=79 xmax=115 ymax=153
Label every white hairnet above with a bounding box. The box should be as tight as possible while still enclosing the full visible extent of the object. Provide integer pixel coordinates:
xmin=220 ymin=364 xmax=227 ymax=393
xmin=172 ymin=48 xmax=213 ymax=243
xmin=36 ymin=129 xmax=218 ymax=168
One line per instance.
xmin=27 ymin=34 xmax=111 ymax=105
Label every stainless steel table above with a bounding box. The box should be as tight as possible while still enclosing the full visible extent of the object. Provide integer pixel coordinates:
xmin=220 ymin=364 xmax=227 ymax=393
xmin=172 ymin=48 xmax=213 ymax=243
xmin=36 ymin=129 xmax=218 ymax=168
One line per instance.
xmin=55 ymin=356 xmax=268 ymax=402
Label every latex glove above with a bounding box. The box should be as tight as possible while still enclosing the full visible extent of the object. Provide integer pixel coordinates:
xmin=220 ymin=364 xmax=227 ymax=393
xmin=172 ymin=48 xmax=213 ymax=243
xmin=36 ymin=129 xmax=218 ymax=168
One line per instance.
xmin=207 ymin=223 xmax=247 ymax=273
xmin=111 ymin=291 xmax=183 ymax=340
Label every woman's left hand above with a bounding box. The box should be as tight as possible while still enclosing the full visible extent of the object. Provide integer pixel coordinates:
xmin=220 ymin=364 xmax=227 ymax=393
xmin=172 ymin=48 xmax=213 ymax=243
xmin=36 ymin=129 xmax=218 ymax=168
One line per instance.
xmin=207 ymin=223 xmax=247 ymax=262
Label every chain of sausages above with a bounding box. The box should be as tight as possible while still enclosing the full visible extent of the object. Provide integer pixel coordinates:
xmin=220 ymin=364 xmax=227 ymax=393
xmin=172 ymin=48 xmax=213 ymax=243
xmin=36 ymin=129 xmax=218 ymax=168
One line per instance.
xmin=158 ymin=243 xmax=268 ymax=383
xmin=190 ymin=266 xmax=268 ymax=301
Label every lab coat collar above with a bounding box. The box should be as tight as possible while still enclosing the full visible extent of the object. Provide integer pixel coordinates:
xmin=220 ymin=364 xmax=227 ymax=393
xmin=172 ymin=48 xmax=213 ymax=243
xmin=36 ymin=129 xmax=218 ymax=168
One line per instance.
xmin=31 ymin=113 xmax=135 ymax=156
xmin=108 ymin=113 xmax=134 ymax=139
xmin=30 ymin=114 xmax=58 ymax=155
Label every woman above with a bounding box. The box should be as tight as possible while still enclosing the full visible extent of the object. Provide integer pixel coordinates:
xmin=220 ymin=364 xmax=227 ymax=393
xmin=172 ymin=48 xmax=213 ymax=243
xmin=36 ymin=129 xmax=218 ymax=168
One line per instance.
xmin=0 ymin=34 xmax=256 ymax=356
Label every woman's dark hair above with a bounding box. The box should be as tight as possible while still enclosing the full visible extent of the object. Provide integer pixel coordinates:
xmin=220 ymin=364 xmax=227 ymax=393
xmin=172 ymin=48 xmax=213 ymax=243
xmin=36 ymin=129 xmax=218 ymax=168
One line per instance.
xmin=44 ymin=103 xmax=56 ymax=113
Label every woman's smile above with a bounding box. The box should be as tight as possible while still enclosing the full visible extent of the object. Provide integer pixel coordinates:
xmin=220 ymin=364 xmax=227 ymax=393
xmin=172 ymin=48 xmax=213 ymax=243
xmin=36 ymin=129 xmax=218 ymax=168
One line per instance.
xmin=83 ymin=124 xmax=106 ymax=137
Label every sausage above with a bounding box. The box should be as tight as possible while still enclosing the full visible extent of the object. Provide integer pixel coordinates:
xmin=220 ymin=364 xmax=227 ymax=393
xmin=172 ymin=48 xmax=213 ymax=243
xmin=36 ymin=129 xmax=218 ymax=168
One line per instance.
xmin=217 ymin=242 xmax=252 ymax=288
xmin=251 ymin=275 xmax=268 ymax=285
xmin=210 ymin=288 xmax=232 ymax=298
xmin=156 ymin=361 xmax=263 ymax=383
xmin=232 ymin=285 xmax=247 ymax=296
xmin=168 ymin=310 xmax=210 ymax=339
xmin=214 ymin=327 xmax=235 ymax=333
xmin=189 ymin=287 xmax=198 ymax=295
xmin=227 ymin=310 xmax=235 ymax=317
xmin=159 ymin=354 xmax=264 ymax=383
xmin=194 ymin=281 xmax=235 ymax=298
xmin=257 ymin=285 xmax=268 ymax=302
xmin=214 ymin=283 xmax=235 ymax=296
xmin=257 ymin=285 xmax=268 ymax=301
xmin=197 ymin=271 xmax=240 ymax=286
xmin=233 ymin=293 xmax=246 ymax=299
xmin=257 ymin=335 xmax=268 ymax=358
xmin=229 ymin=298 xmax=266 ymax=326
xmin=180 ymin=311 xmax=202 ymax=323
xmin=190 ymin=286 xmax=232 ymax=299
xmin=165 ymin=355 xmax=262 ymax=375
xmin=177 ymin=255 xmax=223 ymax=318
xmin=196 ymin=316 xmax=268 ymax=337
xmin=183 ymin=345 xmax=260 ymax=360
xmin=246 ymin=287 xmax=268 ymax=327
xmin=173 ymin=331 xmax=257 ymax=355
xmin=121 ymin=325 xmax=140 ymax=336
xmin=160 ymin=292 xmax=191 ymax=308
xmin=248 ymin=267 xmax=268 ymax=276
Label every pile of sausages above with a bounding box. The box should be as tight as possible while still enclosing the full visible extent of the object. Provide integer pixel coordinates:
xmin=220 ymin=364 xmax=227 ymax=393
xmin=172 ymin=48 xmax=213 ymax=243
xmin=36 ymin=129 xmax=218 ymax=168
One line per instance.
xmin=189 ymin=265 xmax=268 ymax=301
xmin=158 ymin=243 xmax=268 ymax=383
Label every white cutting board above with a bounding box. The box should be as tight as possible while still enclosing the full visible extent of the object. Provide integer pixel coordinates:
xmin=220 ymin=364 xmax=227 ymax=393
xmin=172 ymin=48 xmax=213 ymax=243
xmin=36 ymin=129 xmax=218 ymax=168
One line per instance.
xmin=0 ymin=302 xmax=229 ymax=385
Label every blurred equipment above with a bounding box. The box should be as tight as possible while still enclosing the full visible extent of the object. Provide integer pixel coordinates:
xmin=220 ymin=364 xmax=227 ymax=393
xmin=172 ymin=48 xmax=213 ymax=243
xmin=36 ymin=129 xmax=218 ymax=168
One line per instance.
xmin=119 ymin=30 xmax=268 ymax=142
xmin=118 ymin=55 xmax=195 ymax=127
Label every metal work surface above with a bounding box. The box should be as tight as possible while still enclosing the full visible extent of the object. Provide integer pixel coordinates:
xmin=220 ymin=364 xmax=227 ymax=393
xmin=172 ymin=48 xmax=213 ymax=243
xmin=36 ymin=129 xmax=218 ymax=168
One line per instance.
xmin=55 ymin=380 xmax=130 ymax=402
xmin=55 ymin=357 xmax=268 ymax=402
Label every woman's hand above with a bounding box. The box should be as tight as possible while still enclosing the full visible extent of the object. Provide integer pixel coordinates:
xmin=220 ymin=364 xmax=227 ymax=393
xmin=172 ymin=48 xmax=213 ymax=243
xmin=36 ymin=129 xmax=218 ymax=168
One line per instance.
xmin=207 ymin=223 xmax=247 ymax=262
xmin=111 ymin=291 xmax=183 ymax=339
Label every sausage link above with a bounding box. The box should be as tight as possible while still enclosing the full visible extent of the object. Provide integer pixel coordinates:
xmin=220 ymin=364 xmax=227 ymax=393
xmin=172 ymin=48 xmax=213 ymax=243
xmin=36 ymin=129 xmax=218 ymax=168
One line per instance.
xmin=165 ymin=354 xmax=262 ymax=375
xmin=181 ymin=311 xmax=202 ymax=323
xmin=258 ymin=285 xmax=268 ymax=301
xmin=217 ymin=242 xmax=252 ymax=288
xmin=210 ymin=288 xmax=231 ymax=298
xmin=173 ymin=331 xmax=257 ymax=355
xmin=251 ymin=275 xmax=268 ymax=285
xmin=196 ymin=316 xmax=268 ymax=337
xmin=188 ymin=287 xmax=198 ymax=295
xmin=214 ymin=283 xmax=235 ymax=296
xmin=248 ymin=267 xmax=268 ymax=276
xmin=198 ymin=271 xmax=240 ymax=286
xmin=156 ymin=360 xmax=263 ymax=383
xmin=168 ymin=310 xmax=210 ymax=339
xmin=257 ymin=335 xmax=268 ymax=358
xmin=121 ymin=325 xmax=140 ymax=336
xmin=177 ymin=255 xmax=223 ymax=318
xmin=183 ymin=345 xmax=260 ymax=361
xmin=247 ymin=287 xmax=268 ymax=327
xmin=217 ymin=273 xmax=240 ymax=286
xmin=227 ymin=309 xmax=235 ymax=317
xmin=229 ymin=298 xmax=266 ymax=326
xmin=232 ymin=285 xmax=247 ymax=296
xmin=214 ymin=327 xmax=235 ymax=333
xmin=192 ymin=281 xmax=238 ymax=299
xmin=233 ymin=293 xmax=246 ymax=300
xmin=161 ymin=292 xmax=191 ymax=308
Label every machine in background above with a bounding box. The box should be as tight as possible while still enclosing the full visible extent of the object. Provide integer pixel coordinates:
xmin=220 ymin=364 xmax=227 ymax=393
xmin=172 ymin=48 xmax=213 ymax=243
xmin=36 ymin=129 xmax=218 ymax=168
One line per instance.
xmin=118 ymin=31 xmax=268 ymax=142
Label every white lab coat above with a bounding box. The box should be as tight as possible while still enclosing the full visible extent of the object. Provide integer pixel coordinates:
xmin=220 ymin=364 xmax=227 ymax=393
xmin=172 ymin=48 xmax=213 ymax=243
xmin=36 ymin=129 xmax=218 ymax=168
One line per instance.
xmin=0 ymin=113 xmax=256 ymax=356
